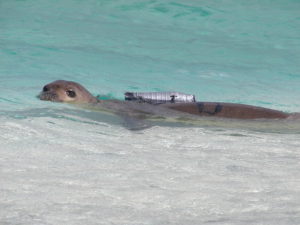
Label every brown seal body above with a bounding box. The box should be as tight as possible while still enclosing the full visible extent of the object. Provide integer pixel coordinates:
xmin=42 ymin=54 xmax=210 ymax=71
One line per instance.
xmin=39 ymin=80 xmax=290 ymax=120
xmin=164 ymin=102 xmax=289 ymax=119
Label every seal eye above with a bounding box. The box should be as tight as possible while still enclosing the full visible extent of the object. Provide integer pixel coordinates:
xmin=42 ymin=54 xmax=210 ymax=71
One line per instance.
xmin=43 ymin=86 xmax=49 ymax=92
xmin=66 ymin=90 xmax=76 ymax=98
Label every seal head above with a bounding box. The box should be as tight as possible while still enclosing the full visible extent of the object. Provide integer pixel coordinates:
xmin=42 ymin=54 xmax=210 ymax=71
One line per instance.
xmin=39 ymin=80 xmax=98 ymax=104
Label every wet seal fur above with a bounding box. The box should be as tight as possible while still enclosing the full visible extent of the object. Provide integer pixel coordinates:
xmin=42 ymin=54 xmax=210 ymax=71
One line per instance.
xmin=39 ymin=80 xmax=299 ymax=124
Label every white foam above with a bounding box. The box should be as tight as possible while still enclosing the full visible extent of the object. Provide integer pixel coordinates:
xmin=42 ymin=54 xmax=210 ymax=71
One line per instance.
xmin=1 ymin=115 xmax=300 ymax=224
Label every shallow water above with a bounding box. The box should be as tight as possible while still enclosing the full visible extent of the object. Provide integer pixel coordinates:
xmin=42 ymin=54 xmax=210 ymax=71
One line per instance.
xmin=1 ymin=0 xmax=300 ymax=224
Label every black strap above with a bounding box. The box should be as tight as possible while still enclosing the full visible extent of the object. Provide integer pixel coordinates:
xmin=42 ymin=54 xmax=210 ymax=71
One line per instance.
xmin=197 ymin=103 xmax=223 ymax=115
xmin=170 ymin=95 xmax=176 ymax=103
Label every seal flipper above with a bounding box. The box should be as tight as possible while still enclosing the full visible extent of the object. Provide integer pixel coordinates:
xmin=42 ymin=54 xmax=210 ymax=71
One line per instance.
xmin=119 ymin=114 xmax=153 ymax=131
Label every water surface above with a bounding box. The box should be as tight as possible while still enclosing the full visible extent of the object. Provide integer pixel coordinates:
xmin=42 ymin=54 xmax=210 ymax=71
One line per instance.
xmin=1 ymin=0 xmax=300 ymax=224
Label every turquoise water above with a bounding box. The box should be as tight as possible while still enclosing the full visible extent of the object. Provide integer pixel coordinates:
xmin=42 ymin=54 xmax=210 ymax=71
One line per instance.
xmin=1 ymin=0 xmax=300 ymax=110
xmin=1 ymin=0 xmax=300 ymax=224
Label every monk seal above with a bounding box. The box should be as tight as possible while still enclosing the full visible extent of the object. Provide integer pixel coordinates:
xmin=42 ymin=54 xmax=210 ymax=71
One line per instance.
xmin=39 ymin=80 xmax=296 ymax=123
xmin=39 ymin=80 xmax=98 ymax=104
